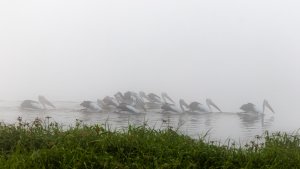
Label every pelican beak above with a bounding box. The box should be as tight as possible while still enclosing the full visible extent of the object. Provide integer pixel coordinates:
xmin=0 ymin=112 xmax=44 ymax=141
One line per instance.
xmin=179 ymin=99 xmax=189 ymax=112
xmin=162 ymin=92 xmax=175 ymax=104
xmin=206 ymin=99 xmax=222 ymax=112
xmin=38 ymin=95 xmax=55 ymax=109
xmin=264 ymin=100 xmax=275 ymax=113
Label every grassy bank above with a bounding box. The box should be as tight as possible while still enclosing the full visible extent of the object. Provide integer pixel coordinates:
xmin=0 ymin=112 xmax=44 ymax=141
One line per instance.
xmin=0 ymin=118 xmax=299 ymax=168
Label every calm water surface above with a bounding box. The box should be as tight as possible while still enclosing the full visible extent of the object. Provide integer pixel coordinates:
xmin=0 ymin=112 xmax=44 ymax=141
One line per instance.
xmin=0 ymin=101 xmax=297 ymax=144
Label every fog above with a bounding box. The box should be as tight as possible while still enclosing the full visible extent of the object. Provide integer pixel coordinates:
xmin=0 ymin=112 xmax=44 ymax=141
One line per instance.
xmin=1 ymin=0 xmax=300 ymax=113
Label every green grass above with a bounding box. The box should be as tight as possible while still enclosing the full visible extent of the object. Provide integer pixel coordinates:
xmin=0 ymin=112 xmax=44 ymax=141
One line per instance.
xmin=0 ymin=117 xmax=299 ymax=168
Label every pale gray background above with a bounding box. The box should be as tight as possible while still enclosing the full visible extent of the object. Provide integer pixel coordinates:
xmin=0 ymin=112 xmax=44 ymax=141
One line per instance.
xmin=0 ymin=0 xmax=299 ymax=114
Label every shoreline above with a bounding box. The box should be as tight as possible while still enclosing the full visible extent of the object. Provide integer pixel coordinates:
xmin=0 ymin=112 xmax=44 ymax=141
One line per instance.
xmin=0 ymin=119 xmax=298 ymax=168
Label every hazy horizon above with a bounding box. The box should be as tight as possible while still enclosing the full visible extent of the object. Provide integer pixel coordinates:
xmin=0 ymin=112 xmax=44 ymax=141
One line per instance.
xmin=1 ymin=0 xmax=300 ymax=112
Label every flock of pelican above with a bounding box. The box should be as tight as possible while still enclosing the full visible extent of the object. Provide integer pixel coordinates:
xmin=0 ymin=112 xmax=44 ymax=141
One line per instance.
xmin=20 ymin=92 xmax=275 ymax=115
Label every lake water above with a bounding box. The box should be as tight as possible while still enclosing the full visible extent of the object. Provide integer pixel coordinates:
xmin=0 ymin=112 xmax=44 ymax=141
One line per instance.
xmin=0 ymin=100 xmax=298 ymax=144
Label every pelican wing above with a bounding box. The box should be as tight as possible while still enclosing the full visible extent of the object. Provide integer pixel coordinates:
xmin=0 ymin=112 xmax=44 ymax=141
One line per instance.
xmin=240 ymin=103 xmax=256 ymax=112
xmin=189 ymin=102 xmax=207 ymax=112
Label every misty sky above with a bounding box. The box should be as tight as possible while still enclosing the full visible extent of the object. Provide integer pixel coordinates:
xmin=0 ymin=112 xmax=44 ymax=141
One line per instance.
xmin=1 ymin=0 xmax=300 ymax=112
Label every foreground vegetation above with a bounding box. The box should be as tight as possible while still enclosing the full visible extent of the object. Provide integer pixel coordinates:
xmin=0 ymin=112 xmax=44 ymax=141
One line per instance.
xmin=0 ymin=118 xmax=299 ymax=168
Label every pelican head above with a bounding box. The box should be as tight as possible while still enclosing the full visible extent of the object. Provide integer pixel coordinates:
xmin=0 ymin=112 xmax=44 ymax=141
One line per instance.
xmin=38 ymin=95 xmax=56 ymax=109
xmin=263 ymin=100 xmax=275 ymax=113
xmin=161 ymin=92 xmax=175 ymax=104
xmin=179 ymin=99 xmax=189 ymax=112
xmin=206 ymin=99 xmax=222 ymax=112
xmin=148 ymin=93 xmax=161 ymax=103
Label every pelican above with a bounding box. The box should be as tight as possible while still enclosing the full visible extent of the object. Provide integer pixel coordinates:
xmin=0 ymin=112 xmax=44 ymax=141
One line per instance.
xmin=179 ymin=99 xmax=222 ymax=113
xmin=97 ymin=100 xmax=115 ymax=112
xmin=161 ymin=92 xmax=175 ymax=104
xmin=139 ymin=92 xmax=161 ymax=103
xmin=114 ymin=92 xmax=126 ymax=104
xmin=80 ymin=101 xmax=102 ymax=113
xmin=161 ymin=93 xmax=181 ymax=113
xmin=148 ymin=93 xmax=162 ymax=103
xmin=97 ymin=96 xmax=118 ymax=112
xmin=114 ymin=91 xmax=146 ymax=112
xmin=20 ymin=95 xmax=55 ymax=110
xmin=139 ymin=91 xmax=162 ymax=109
xmin=240 ymin=100 xmax=275 ymax=114
xmin=128 ymin=92 xmax=147 ymax=111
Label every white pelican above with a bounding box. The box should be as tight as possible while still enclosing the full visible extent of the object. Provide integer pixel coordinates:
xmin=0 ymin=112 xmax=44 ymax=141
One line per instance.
xmin=114 ymin=92 xmax=127 ymax=104
xmin=20 ymin=95 xmax=55 ymax=110
xmin=139 ymin=91 xmax=162 ymax=109
xmin=161 ymin=93 xmax=181 ymax=113
xmin=114 ymin=91 xmax=146 ymax=112
xmin=179 ymin=99 xmax=222 ymax=113
xmin=96 ymin=96 xmax=119 ymax=112
xmin=161 ymin=92 xmax=175 ymax=104
xmin=97 ymin=100 xmax=116 ymax=112
xmin=129 ymin=92 xmax=147 ymax=111
xmin=147 ymin=93 xmax=162 ymax=103
xmin=240 ymin=100 xmax=275 ymax=114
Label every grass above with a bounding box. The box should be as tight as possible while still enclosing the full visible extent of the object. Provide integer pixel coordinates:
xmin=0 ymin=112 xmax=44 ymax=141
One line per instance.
xmin=0 ymin=117 xmax=299 ymax=168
